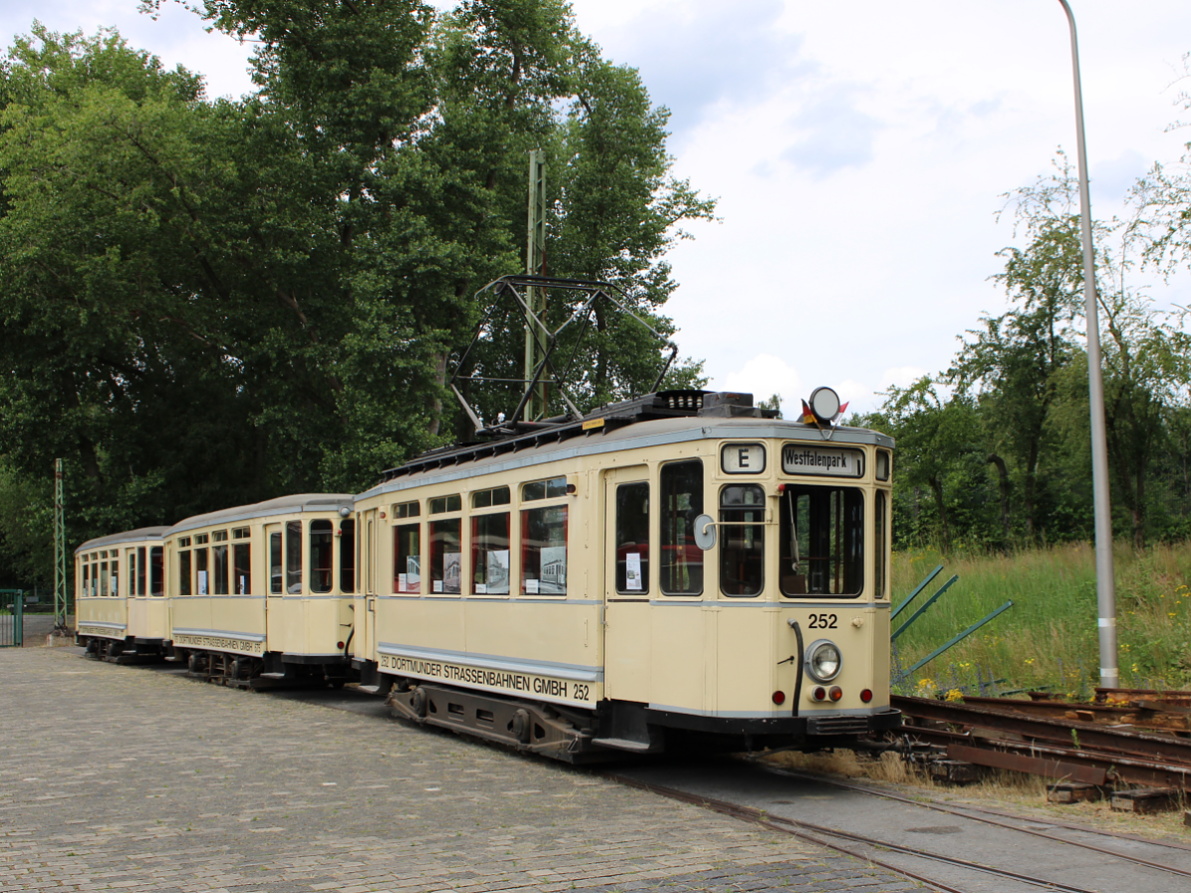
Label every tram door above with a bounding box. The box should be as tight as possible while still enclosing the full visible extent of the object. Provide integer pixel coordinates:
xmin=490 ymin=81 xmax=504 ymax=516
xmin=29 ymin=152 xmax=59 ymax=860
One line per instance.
xmin=354 ymin=508 xmax=379 ymax=662
xmin=603 ymin=467 xmax=652 ymax=703
xmin=263 ymin=523 xmax=282 ymax=640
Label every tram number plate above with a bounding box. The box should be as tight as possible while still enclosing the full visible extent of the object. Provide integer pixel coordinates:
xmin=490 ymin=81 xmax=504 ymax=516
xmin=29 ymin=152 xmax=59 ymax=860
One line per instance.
xmin=808 ymin=613 xmax=838 ymax=629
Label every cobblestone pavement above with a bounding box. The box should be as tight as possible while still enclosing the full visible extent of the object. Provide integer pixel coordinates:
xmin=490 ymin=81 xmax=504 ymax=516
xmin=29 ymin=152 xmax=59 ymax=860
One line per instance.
xmin=1 ymin=648 xmax=932 ymax=892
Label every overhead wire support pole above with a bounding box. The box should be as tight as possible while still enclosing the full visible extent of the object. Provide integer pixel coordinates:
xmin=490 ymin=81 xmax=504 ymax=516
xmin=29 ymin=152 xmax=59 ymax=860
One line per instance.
xmin=53 ymin=458 xmax=67 ymax=631
xmin=524 ymin=149 xmax=548 ymax=421
xmin=1057 ymin=0 xmax=1118 ymax=689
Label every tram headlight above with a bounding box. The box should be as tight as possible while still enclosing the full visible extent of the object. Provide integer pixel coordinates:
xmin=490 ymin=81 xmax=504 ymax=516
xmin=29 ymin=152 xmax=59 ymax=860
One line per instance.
xmin=805 ymin=639 xmax=842 ymax=682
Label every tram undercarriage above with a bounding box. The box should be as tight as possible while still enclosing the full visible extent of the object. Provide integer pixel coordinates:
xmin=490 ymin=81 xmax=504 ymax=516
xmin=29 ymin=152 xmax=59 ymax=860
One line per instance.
xmin=80 ymin=635 xmax=165 ymax=664
xmin=383 ymin=676 xmax=901 ymax=763
xmin=175 ymin=648 xmax=356 ymax=690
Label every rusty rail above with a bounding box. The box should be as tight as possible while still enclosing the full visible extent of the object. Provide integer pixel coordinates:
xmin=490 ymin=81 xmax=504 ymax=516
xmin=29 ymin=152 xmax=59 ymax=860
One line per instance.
xmin=892 ymin=694 xmax=1191 ymax=791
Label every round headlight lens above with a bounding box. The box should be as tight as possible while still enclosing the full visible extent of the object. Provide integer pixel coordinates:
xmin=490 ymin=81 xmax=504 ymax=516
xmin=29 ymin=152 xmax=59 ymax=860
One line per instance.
xmin=805 ymin=640 xmax=842 ymax=682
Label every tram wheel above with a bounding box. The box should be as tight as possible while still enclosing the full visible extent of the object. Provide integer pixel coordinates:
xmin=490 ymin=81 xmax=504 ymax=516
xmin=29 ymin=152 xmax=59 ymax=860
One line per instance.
xmin=409 ymin=686 xmax=428 ymax=718
xmin=510 ymin=708 xmax=531 ymax=744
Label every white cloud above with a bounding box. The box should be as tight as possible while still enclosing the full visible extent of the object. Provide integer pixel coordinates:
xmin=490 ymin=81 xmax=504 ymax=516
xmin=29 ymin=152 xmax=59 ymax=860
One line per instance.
xmin=719 ymin=353 xmax=803 ymax=411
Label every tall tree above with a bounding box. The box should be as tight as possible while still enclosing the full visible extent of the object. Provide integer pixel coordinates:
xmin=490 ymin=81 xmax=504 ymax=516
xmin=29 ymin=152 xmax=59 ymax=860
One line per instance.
xmin=546 ymin=48 xmax=716 ymax=408
xmin=947 ymin=209 xmax=1082 ymax=543
xmin=864 ymin=378 xmax=989 ymax=553
xmin=0 ymin=4 xmax=718 ymax=584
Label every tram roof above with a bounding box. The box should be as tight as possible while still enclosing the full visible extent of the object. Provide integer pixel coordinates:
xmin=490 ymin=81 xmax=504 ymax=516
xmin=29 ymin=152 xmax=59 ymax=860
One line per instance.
xmin=168 ymin=493 xmax=355 ymax=535
xmin=75 ymin=526 xmax=171 ymax=554
xmin=363 ymin=390 xmax=892 ymax=498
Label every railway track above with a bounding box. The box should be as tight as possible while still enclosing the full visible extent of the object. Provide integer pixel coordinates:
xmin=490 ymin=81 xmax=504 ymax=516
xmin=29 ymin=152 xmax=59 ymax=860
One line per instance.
xmin=162 ymin=667 xmax=1191 ymax=891
xmin=892 ymin=694 xmax=1191 ymax=793
xmin=608 ymin=757 xmax=1191 ymax=893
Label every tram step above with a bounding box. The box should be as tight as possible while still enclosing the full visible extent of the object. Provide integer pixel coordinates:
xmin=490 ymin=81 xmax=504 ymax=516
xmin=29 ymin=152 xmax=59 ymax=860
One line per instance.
xmin=260 ymin=672 xmax=287 ymax=679
xmin=590 ymin=737 xmax=653 ymax=753
xmin=357 ymin=684 xmax=385 ymax=695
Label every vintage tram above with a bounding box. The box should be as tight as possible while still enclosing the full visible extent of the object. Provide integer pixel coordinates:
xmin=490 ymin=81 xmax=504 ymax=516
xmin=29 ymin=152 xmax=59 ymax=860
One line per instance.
xmin=75 ymin=526 xmax=169 ymax=661
xmin=351 ymin=388 xmax=899 ymax=760
xmin=164 ymin=494 xmax=358 ymax=685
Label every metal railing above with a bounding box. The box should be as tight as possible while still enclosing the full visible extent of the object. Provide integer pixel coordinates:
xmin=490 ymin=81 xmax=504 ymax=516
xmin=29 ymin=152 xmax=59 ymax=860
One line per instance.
xmin=1 ymin=590 xmax=24 ymax=647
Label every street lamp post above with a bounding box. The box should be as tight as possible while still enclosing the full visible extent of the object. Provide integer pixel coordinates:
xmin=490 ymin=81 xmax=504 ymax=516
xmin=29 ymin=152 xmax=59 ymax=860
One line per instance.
xmin=1056 ymin=0 xmax=1118 ymax=689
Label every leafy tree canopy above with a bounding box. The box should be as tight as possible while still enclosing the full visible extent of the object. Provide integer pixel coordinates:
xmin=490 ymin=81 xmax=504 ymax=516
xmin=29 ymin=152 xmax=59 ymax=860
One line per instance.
xmin=1 ymin=3 xmax=715 ymax=585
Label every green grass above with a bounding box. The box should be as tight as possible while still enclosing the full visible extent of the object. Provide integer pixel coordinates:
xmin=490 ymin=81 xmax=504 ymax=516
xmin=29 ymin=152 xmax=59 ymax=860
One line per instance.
xmin=890 ymin=541 xmax=1191 ymax=698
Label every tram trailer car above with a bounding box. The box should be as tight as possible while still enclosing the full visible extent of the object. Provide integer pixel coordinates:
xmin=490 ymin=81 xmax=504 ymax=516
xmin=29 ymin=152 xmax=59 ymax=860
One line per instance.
xmin=165 ymin=494 xmax=359 ymax=686
xmin=75 ymin=527 xmax=170 ymax=662
xmin=352 ymin=389 xmax=900 ymax=761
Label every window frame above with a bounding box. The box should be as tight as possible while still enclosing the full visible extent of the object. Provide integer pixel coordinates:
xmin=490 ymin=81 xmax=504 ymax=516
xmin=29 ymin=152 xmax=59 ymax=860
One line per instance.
xmin=718 ymin=483 xmax=765 ymax=598
xmin=659 ymin=460 xmax=704 ymax=597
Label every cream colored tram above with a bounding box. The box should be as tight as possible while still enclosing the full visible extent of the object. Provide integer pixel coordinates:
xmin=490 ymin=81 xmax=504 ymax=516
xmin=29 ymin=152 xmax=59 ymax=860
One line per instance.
xmin=75 ymin=527 xmax=170 ymax=661
xmin=352 ymin=390 xmax=900 ymax=760
xmin=166 ymin=494 xmax=357 ymax=685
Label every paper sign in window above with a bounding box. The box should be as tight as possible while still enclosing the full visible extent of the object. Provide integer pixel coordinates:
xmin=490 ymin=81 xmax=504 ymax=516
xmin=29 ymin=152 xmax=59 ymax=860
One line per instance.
xmin=625 ymin=552 xmax=643 ymax=591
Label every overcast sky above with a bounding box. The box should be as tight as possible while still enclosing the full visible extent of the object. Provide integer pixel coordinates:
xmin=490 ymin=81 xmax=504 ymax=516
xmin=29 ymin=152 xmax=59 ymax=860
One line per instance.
xmin=4 ymin=1 xmax=1190 ymax=414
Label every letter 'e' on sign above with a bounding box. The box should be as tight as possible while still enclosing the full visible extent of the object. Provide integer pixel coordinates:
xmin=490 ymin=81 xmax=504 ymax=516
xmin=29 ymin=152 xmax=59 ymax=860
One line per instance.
xmin=721 ymin=443 xmax=766 ymax=474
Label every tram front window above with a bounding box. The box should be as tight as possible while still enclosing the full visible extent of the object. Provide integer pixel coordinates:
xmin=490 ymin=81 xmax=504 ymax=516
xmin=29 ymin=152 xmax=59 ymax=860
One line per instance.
xmin=719 ymin=484 xmax=764 ymax=596
xmin=779 ymin=485 xmax=864 ymax=596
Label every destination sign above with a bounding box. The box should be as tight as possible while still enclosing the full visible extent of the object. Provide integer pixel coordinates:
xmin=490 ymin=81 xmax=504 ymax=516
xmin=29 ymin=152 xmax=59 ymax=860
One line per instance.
xmin=782 ymin=445 xmax=864 ymax=477
xmin=721 ymin=443 xmax=766 ymax=474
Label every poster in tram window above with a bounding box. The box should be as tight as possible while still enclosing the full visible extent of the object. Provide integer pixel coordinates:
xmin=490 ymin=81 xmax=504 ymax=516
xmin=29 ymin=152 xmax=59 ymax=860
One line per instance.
xmin=625 ymin=552 xmax=643 ymax=591
xmin=399 ymin=556 xmax=421 ymax=593
xmin=539 ymin=546 xmax=566 ymax=593
xmin=443 ymin=551 xmax=461 ymax=593
xmin=485 ymin=550 xmax=510 ymax=594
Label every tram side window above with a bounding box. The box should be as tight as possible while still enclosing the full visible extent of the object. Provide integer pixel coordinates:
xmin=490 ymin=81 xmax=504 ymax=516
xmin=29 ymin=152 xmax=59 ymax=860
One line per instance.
xmin=720 ymin=485 xmax=764 ymax=597
xmin=430 ymin=518 xmax=461 ymax=594
xmin=137 ymin=547 xmax=148 ymax=596
xmin=213 ymin=544 xmax=229 ymax=595
xmin=128 ymin=550 xmax=139 ymax=597
xmin=472 ymin=512 xmax=510 ymax=595
xmin=779 ymin=485 xmax=864 ymax=596
xmin=310 ymin=519 xmax=333 ymax=593
xmin=150 ymin=547 xmax=163 ymax=596
xmin=81 ymin=562 xmax=90 ymax=599
xmin=660 ymin=460 xmax=704 ymax=596
xmin=615 ymin=482 xmax=650 ymax=594
xmin=286 ymin=521 xmax=302 ymax=593
xmin=100 ymin=555 xmax=110 ymax=597
xmin=394 ymin=522 xmax=421 ymax=593
xmin=339 ymin=519 xmax=356 ymax=593
xmin=230 ymin=543 xmax=249 ymax=595
xmin=522 ymin=505 xmax=567 ymax=595
xmin=195 ymin=547 xmax=209 ymax=595
xmin=179 ymin=549 xmax=192 ymax=596
xmin=269 ymin=532 xmax=283 ymax=594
